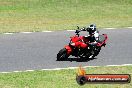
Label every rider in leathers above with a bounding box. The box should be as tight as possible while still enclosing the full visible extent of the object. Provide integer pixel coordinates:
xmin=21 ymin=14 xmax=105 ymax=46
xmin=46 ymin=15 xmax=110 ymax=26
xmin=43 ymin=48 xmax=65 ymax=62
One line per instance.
xmin=75 ymin=24 xmax=99 ymax=58
xmin=80 ymin=24 xmax=99 ymax=46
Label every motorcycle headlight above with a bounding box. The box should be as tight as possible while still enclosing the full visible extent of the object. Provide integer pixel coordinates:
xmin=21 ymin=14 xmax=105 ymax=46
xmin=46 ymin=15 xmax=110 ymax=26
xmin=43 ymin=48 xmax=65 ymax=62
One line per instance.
xmin=69 ymin=41 xmax=75 ymax=46
xmin=71 ymin=43 xmax=75 ymax=46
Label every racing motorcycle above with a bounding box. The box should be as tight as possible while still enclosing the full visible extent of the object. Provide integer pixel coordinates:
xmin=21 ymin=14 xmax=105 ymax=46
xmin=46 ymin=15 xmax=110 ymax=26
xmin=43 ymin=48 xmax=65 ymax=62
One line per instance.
xmin=57 ymin=26 xmax=108 ymax=61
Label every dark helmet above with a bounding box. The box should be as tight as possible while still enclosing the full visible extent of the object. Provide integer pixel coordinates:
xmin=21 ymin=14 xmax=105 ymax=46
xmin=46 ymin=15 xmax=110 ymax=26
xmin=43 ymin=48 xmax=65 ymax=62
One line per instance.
xmin=87 ymin=24 xmax=96 ymax=34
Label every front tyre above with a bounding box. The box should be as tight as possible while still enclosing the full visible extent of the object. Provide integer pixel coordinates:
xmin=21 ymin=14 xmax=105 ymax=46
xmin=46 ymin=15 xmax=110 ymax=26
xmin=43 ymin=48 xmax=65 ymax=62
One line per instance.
xmin=57 ymin=48 xmax=69 ymax=61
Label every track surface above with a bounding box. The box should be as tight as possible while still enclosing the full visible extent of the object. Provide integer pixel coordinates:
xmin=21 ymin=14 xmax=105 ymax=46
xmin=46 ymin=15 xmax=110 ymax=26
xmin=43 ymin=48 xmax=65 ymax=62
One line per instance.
xmin=0 ymin=28 xmax=132 ymax=72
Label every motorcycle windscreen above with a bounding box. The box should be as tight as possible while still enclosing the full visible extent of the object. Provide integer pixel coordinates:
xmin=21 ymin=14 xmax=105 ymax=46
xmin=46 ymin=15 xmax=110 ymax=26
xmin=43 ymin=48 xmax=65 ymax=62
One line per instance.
xmin=97 ymin=35 xmax=105 ymax=43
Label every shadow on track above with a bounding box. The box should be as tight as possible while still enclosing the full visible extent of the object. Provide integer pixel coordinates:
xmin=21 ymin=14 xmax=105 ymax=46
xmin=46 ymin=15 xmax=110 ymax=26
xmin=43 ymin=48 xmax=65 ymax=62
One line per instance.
xmin=56 ymin=57 xmax=97 ymax=62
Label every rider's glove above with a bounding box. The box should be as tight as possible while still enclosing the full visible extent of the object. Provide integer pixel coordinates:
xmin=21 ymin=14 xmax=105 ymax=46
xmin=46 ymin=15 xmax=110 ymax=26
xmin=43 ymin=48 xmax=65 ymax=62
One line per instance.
xmin=80 ymin=27 xmax=86 ymax=31
xmin=75 ymin=30 xmax=80 ymax=33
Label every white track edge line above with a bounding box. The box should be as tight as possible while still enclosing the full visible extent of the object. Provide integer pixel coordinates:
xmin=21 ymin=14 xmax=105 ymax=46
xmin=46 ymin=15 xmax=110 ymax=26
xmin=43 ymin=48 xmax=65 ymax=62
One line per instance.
xmin=13 ymin=71 xmax=22 ymax=73
xmin=42 ymin=31 xmax=53 ymax=32
xmin=1 ymin=27 xmax=132 ymax=35
xmin=67 ymin=30 xmax=75 ymax=31
xmin=25 ymin=70 xmax=35 ymax=72
xmin=4 ymin=33 xmax=14 ymax=34
xmin=1 ymin=72 xmax=11 ymax=73
xmin=20 ymin=32 xmax=33 ymax=34
xmin=106 ymin=65 xmax=124 ymax=67
xmin=104 ymin=28 xmax=116 ymax=29
xmin=0 ymin=64 xmax=132 ymax=73
xmin=126 ymin=27 xmax=132 ymax=28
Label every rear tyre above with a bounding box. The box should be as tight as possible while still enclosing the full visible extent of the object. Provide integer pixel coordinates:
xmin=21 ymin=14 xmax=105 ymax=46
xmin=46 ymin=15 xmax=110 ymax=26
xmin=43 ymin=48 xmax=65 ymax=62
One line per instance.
xmin=57 ymin=48 xmax=68 ymax=61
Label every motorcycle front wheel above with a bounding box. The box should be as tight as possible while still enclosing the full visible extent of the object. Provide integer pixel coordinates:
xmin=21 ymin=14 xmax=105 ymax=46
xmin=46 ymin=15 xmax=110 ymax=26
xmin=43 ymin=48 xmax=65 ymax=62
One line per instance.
xmin=57 ymin=48 xmax=69 ymax=61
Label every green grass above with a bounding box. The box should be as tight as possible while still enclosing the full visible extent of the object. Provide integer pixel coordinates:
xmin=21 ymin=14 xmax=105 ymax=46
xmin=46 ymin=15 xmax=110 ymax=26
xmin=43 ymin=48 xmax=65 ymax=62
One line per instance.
xmin=0 ymin=0 xmax=132 ymax=33
xmin=0 ymin=66 xmax=132 ymax=88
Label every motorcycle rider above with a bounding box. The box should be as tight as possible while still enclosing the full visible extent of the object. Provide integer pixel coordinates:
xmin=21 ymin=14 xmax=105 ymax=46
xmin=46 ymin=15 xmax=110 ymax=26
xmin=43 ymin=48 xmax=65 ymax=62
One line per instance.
xmin=79 ymin=24 xmax=99 ymax=46
xmin=83 ymin=24 xmax=100 ymax=58
xmin=75 ymin=24 xmax=100 ymax=58
xmin=86 ymin=24 xmax=99 ymax=45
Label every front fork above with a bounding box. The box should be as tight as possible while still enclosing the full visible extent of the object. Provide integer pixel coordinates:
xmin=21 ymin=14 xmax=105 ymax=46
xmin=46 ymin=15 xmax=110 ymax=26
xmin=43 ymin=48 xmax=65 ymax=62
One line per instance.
xmin=64 ymin=45 xmax=72 ymax=55
xmin=65 ymin=45 xmax=81 ymax=57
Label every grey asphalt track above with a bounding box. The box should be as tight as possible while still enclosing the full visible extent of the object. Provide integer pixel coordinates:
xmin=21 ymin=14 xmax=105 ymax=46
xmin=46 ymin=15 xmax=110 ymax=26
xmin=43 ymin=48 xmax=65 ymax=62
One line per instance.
xmin=0 ymin=28 xmax=132 ymax=72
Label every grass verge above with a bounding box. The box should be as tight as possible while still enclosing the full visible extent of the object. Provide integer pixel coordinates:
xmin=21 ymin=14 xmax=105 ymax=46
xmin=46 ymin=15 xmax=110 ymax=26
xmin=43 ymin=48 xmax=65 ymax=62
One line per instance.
xmin=0 ymin=0 xmax=132 ymax=33
xmin=0 ymin=65 xmax=132 ymax=88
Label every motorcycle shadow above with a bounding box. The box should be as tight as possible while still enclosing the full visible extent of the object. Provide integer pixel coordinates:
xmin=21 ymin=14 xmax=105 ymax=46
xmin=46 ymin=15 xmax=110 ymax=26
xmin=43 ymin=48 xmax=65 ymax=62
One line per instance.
xmin=58 ymin=57 xmax=97 ymax=62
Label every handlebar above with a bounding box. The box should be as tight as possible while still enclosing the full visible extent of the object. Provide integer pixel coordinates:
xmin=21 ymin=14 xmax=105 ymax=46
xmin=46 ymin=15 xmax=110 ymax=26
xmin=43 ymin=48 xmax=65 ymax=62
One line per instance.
xmin=75 ymin=30 xmax=80 ymax=36
xmin=75 ymin=26 xmax=86 ymax=36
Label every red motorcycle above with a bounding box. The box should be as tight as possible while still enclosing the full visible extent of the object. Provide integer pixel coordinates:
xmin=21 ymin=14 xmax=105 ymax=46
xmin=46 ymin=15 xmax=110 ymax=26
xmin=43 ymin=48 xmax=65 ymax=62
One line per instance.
xmin=57 ymin=26 xmax=108 ymax=61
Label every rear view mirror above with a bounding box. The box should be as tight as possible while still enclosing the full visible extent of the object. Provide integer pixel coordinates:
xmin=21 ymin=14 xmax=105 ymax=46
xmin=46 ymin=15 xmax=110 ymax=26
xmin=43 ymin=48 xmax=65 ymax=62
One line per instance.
xmin=77 ymin=26 xmax=79 ymax=29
